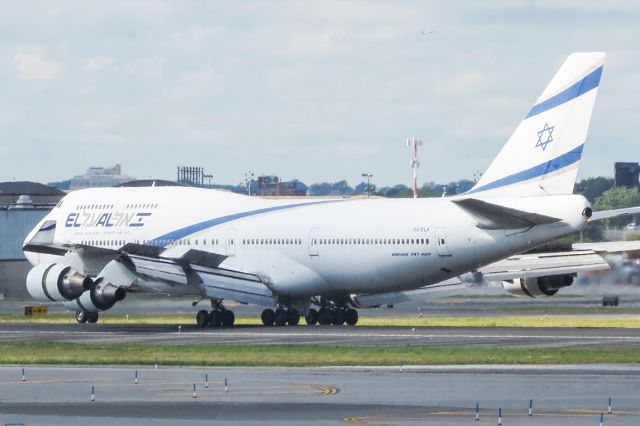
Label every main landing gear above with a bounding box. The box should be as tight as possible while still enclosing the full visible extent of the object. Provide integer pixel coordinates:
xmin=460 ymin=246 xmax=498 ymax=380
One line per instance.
xmin=305 ymin=307 xmax=358 ymax=326
xmin=259 ymin=302 xmax=359 ymax=327
xmin=261 ymin=307 xmax=300 ymax=326
xmin=75 ymin=310 xmax=99 ymax=324
xmin=195 ymin=299 xmax=235 ymax=328
xmin=303 ymin=297 xmax=358 ymax=326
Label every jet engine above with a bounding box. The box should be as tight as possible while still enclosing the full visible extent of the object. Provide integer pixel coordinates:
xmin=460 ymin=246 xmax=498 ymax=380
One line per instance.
xmin=26 ymin=263 xmax=92 ymax=302
xmin=503 ymin=274 xmax=574 ymax=297
xmin=63 ymin=278 xmax=126 ymax=312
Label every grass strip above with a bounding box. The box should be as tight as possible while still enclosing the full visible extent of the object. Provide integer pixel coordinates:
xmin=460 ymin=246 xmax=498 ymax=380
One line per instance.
xmin=4 ymin=342 xmax=640 ymax=366
xmin=4 ymin=314 xmax=640 ymax=328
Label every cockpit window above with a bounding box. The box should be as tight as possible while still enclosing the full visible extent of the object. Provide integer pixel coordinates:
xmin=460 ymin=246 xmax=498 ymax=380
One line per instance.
xmin=56 ymin=200 xmax=63 ymax=208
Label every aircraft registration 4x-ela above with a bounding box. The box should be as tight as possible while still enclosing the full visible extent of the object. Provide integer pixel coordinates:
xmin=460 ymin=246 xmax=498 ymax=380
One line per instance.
xmin=23 ymin=52 xmax=640 ymax=327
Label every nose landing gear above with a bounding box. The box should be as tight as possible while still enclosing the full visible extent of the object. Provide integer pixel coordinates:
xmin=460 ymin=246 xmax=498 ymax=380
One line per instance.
xmin=75 ymin=310 xmax=99 ymax=324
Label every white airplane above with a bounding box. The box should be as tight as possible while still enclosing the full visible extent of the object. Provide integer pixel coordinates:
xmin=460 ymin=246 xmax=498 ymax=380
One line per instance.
xmin=22 ymin=52 xmax=640 ymax=327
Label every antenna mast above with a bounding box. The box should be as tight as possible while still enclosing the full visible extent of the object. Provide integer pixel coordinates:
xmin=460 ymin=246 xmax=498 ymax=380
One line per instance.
xmin=406 ymin=138 xmax=423 ymax=199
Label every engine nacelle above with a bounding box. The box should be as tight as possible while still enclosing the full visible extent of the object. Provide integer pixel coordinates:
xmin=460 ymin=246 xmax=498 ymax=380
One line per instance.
xmin=26 ymin=263 xmax=92 ymax=302
xmin=63 ymin=278 xmax=127 ymax=312
xmin=64 ymin=277 xmax=127 ymax=312
xmin=503 ymin=274 xmax=574 ymax=297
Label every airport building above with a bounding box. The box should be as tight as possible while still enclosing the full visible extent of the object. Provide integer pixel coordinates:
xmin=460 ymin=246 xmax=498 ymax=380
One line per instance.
xmin=257 ymin=175 xmax=308 ymax=196
xmin=49 ymin=164 xmax=135 ymax=190
xmin=615 ymin=162 xmax=640 ymax=188
xmin=0 ymin=182 xmax=64 ymax=299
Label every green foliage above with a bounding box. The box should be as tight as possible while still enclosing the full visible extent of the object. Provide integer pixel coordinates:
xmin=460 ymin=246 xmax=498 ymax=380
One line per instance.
xmin=575 ymin=177 xmax=614 ymax=203
xmin=3 ymin=342 xmax=640 ymax=366
xmin=594 ymin=187 xmax=640 ymax=228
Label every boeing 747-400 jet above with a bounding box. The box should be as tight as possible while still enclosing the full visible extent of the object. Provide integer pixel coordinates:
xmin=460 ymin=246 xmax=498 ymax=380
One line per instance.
xmin=23 ymin=52 xmax=640 ymax=326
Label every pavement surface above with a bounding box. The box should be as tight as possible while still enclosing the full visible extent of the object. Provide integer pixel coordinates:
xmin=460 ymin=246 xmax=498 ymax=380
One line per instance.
xmin=2 ymin=322 xmax=640 ymax=348
xmin=0 ymin=365 xmax=638 ymax=425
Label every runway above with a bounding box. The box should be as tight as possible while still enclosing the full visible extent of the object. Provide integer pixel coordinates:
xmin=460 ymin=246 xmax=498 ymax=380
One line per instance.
xmin=2 ymin=322 xmax=640 ymax=348
xmin=1 ymin=365 xmax=639 ymax=425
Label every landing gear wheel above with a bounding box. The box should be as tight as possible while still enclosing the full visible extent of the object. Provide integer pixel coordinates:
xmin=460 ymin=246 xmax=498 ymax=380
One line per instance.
xmin=261 ymin=308 xmax=275 ymax=326
xmin=196 ymin=310 xmax=210 ymax=327
xmin=318 ymin=308 xmax=331 ymax=325
xmin=87 ymin=311 xmax=99 ymax=324
xmin=287 ymin=309 xmax=300 ymax=326
xmin=331 ymin=309 xmax=345 ymax=325
xmin=344 ymin=309 xmax=358 ymax=326
xmin=274 ymin=308 xmax=288 ymax=326
xmin=209 ymin=310 xmax=222 ymax=327
xmin=305 ymin=308 xmax=318 ymax=325
xmin=221 ymin=310 xmax=235 ymax=327
xmin=75 ymin=310 xmax=88 ymax=324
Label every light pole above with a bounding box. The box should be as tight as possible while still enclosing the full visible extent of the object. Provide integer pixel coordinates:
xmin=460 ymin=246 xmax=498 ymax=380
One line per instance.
xmin=203 ymin=174 xmax=213 ymax=188
xmin=406 ymin=138 xmax=423 ymax=199
xmin=361 ymin=173 xmax=373 ymax=198
xmin=244 ymin=171 xmax=254 ymax=196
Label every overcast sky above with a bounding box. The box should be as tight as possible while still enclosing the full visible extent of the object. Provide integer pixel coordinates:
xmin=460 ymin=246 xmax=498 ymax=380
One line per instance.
xmin=1 ymin=1 xmax=639 ymax=187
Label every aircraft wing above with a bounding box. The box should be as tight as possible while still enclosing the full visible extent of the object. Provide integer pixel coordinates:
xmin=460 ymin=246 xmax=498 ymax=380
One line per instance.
xmin=353 ymin=249 xmax=610 ymax=308
xmin=24 ymin=239 xmax=276 ymax=306
xmin=121 ymin=248 xmax=275 ymax=306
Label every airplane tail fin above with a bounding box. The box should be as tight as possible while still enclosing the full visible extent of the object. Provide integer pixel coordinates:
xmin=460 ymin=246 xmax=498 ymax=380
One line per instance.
xmin=467 ymin=52 xmax=605 ymax=197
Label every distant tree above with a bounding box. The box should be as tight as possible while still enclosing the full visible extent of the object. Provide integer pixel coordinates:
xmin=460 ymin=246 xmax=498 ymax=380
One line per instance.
xmin=574 ymin=177 xmax=614 ymax=203
xmin=594 ymin=187 xmax=640 ymax=228
xmin=307 ymin=182 xmax=333 ymax=196
xmin=330 ymin=180 xmax=354 ymax=195
xmin=378 ymin=184 xmax=412 ymax=198
xmin=419 ymin=183 xmax=441 ymax=198
xmin=354 ymin=181 xmax=376 ymax=195
xmin=456 ymin=179 xmax=475 ymax=193
xmin=308 ymin=180 xmax=353 ymax=196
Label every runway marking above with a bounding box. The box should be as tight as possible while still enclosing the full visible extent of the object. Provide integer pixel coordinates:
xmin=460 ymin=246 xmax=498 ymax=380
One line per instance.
xmin=299 ymin=383 xmax=339 ymax=396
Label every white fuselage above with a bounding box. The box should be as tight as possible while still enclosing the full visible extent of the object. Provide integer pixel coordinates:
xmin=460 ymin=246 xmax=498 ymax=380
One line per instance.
xmin=24 ymin=186 xmax=590 ymax=299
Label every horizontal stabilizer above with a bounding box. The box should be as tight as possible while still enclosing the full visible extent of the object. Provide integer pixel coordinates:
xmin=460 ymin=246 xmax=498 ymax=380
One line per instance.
xmin=453 ymin=198 xmax=561 ymax=229
xmin=573 ymin=241 xmax=640 ymax=252
xmin=589 ymin=206 xmax=640 ymax=222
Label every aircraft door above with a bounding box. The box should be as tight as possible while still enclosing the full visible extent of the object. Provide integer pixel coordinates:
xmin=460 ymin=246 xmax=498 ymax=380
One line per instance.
xmin=435 ymin=227 xmax=452 ymax=257
xmin=226 ymin=228 xmax=237 ymax=256
xmin=309 ymin=228 xmax=320 ymax=256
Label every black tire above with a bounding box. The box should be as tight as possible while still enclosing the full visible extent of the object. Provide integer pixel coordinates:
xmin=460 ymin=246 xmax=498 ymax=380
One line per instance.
xmin=75 ymin=310 xmax=88 ymax=324
xmin=287 ymin=309 xmax=300 ymax=326
xmin=261 ymin=308 xmax=275 ymax=326
xmin=209 ymin=310 xmax=222 ymax=327
xmin=344 ymin=308 xmax=358 ymax=326
xmin=305 ymin=308 xmax=318 ymax=325
xmin=87 ymin=312 xmax=99 ymax=324
xmin=221 ymin=310 xmax=235 ymax=327
xmin=317 ymin=308 xmax=332 ymax=325
xmin=196 ymin=309 xmax=210 ymax=327
xmin=331 ymin=309 xmax=345 ymax=325
xmin=274 ymin=308 xmax=288 ymax=326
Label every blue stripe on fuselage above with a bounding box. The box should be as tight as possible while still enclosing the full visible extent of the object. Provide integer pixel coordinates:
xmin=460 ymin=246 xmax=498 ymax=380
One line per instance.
xmin=525 ymin=66 xmax=602 ymax=119
xmin=150 ymin=199 xmax=345 ymax=244
xmin=465 ymin=144 xmax=584 ymax=195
